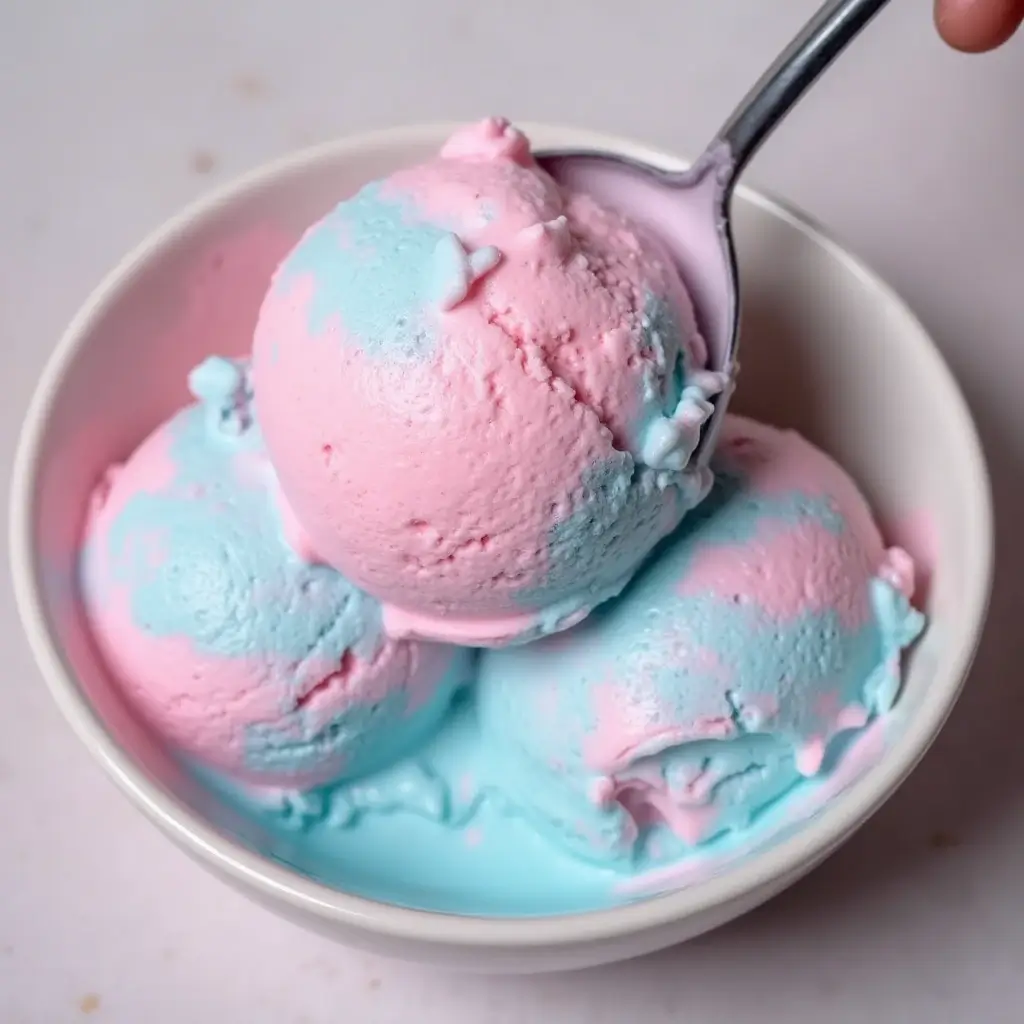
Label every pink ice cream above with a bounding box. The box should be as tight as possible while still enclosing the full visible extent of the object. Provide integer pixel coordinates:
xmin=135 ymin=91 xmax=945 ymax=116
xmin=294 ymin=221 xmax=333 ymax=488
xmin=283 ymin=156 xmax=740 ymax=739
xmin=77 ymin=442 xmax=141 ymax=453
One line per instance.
xmin=475 ymin=416 xmax=925 ymax=865
xmin=252 ymin=118 xmax=726 ymax=647
xmin=70 ymin=117 xmax=928 ymax=907
xmin=79 ymin=357 xmax=470 ymax=788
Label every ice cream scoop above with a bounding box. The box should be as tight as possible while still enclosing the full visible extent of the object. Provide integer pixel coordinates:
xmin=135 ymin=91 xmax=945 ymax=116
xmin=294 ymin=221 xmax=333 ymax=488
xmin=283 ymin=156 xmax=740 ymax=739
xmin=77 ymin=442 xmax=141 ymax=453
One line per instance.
xmin=540 ymin=0 xmax=893 ymax=468
xmin=475 ymin=416 xmax=925 ymax=866
xmin=252 ymin=121 xmax=723 ymax=647
xmin=79 ymin=356 xmax=470 ymax=788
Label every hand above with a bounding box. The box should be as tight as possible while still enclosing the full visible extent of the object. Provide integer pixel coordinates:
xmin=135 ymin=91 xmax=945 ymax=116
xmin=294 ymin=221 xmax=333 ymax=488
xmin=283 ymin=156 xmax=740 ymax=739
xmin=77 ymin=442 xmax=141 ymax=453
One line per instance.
xmin=935 ymin=0 xmax=1024 ymax=52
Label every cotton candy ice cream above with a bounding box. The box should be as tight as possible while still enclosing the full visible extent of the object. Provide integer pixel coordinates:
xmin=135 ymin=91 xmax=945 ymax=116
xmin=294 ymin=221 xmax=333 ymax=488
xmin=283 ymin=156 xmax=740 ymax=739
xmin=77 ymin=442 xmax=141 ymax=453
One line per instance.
xmin=475 ymin=416 xmax=925 ymax=865
xmin=70 ymin=115 xmax=931 ymax=914
xmin=79 ymin=356 xmax=470 ymax=788
xmin=252 ymin=117 xmax=726 ymax=646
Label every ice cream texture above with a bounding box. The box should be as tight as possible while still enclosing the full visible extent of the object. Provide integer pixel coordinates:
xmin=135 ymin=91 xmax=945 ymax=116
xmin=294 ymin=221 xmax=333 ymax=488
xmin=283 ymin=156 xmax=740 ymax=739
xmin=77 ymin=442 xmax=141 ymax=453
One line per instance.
xmin=79 ymin=357 xmax=469 ymax=788
xmin=252 ymin=117 xmax=726 ymax=646
xmin=475 ymin=416 xmax=924 ymax=864
xmin=75 ymin=118 xmax=928 ymax=915
xmin=196 ymin=414 xmax=923 ymax=910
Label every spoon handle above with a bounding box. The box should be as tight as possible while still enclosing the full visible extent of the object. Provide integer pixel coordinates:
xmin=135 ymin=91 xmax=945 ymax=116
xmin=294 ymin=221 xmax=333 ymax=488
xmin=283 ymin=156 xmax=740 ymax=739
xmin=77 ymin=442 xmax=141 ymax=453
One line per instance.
xmin=716 ymin=0 xmax=892 ymax=182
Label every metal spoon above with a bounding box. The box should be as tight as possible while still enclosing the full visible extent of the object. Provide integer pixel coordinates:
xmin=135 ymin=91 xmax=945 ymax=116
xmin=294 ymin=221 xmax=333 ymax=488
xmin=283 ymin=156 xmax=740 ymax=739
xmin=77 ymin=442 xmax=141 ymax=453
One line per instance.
xmin=539 ymin=0 xmax=893 ymax=467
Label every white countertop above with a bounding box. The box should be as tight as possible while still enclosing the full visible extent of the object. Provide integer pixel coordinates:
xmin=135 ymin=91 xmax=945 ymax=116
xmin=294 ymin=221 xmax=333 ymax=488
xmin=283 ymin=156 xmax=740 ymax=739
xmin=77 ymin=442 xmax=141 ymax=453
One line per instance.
xmin=2 ymin=1 xmax=1022 ymax=1020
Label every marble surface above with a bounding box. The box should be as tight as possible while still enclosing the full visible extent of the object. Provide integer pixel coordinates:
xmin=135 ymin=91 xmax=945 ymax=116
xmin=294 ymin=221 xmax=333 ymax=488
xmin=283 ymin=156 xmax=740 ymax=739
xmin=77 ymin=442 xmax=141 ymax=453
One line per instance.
xmin=1 ymin=0 xmax=1022 ymax=1020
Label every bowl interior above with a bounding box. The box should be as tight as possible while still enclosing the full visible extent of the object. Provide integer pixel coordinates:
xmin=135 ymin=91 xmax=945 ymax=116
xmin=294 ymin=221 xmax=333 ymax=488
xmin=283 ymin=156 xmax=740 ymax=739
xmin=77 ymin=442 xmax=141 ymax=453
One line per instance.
xmin=16 ymin=124 xmax=990 ymax=933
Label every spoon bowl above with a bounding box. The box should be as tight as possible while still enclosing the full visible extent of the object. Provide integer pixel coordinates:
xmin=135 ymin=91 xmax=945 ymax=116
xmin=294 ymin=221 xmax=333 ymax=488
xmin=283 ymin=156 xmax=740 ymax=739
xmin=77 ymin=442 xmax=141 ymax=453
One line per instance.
xmin=540 ymin=0 xmax=893 ymax=466
xmin=541 ymin=148 xmax=738 ymax=463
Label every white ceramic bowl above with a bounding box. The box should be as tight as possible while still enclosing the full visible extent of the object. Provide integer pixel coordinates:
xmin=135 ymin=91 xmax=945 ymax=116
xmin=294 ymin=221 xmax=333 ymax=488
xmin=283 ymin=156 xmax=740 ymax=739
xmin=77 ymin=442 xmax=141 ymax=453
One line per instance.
xmin=9 ymin=122 xmax=992 ymax=973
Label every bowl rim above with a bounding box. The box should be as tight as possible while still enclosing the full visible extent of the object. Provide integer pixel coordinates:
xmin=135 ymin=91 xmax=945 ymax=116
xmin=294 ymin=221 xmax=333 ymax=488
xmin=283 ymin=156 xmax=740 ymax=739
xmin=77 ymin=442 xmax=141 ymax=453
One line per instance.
xmin=9 ymin=120 xmax=995 ymax=949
